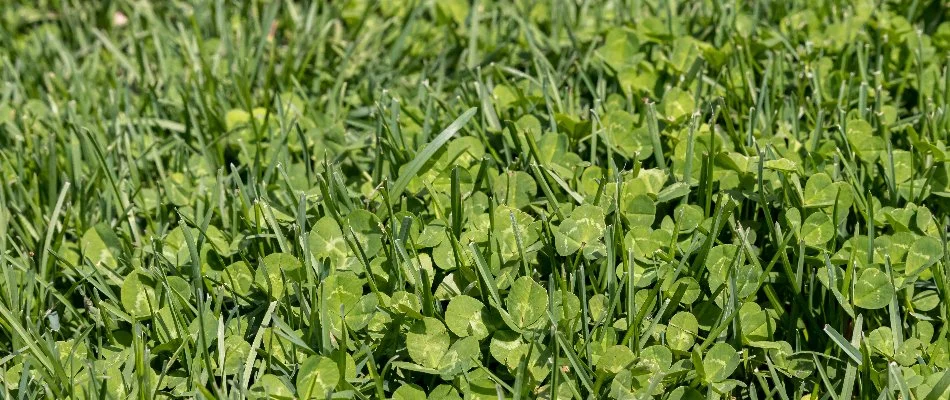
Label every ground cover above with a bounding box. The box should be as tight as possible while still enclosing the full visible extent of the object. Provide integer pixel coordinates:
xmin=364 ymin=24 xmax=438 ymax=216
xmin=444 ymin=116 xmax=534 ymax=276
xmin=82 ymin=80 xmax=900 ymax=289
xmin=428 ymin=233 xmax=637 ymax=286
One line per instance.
xmin=2 ymin=1 xmax=950 ymax=398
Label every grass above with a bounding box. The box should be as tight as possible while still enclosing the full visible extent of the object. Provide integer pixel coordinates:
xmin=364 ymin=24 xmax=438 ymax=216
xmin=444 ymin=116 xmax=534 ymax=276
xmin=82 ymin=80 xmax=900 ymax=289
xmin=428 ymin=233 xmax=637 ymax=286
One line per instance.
xmin=2 ymin=0 xmax=950 ymax=399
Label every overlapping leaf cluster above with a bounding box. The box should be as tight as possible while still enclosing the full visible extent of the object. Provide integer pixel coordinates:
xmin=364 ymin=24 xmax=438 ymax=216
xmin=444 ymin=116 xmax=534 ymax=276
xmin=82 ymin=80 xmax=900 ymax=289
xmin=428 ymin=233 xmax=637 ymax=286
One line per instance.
xmin=1 ymin=1 xmax=950 ymax=399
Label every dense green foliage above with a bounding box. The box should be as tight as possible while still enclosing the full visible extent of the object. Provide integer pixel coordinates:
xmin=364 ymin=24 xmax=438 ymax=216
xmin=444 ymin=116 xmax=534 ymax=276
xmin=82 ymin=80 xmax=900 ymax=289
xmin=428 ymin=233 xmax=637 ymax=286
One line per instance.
xmin=2 ymin=0 xmax=950 ymax=398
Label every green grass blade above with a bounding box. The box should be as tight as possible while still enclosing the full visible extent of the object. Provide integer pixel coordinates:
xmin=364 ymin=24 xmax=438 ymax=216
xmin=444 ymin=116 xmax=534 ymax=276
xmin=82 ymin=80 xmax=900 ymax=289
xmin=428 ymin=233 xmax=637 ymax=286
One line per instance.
xmin=389 ymin=107 xmax=477 ymax=200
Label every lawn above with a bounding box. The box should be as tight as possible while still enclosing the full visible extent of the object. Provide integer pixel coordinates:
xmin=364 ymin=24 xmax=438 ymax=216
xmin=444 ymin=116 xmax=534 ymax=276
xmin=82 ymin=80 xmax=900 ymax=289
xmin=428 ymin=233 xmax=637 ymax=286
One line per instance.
xmin=2 ymin=0 xmax=950 ymax=399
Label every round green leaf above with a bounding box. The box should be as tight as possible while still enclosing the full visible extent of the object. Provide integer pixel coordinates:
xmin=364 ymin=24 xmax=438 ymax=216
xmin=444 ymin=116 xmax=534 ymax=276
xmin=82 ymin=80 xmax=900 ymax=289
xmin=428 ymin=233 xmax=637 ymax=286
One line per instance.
xmin=492 ymin=205 xmax=539 ymax=262
xmin=621 ymin=193 xmax=656 ymax=227
xmin=665 ymin=277 xmax=700 ymax=304
xmin=896 ymin=338 xmax=923 ymax=366
xmin=254 ymin=253 xmax=301 ymax=299
xmin=296 ymin=356 xmax=339 ymax=399
xmin=913 ymin=289 xmax=940 ymax=311
xmin=673 ymin=204 xmax=703 ymax=233
xmin=223 ymin=261 xmax=254 ymax=298
xmin=660 ymin=88 xmax=695 ymax=123
xmin=249 ymin=374 xmax=293 ymax=400
xmin=764 ymin=158 xmax=799 ymax=172
xmin=625 ymin=169 xmax=668 ymax=197
xmin=915 ymin=206 xmax=936 ymax=233
xmin=554 ymin=204 xmax=606 ymax=258
xmin=203 ymin=225 xmax=232 ymax=256
xmin=801 ymin=211 xmax=834 ymax=247
xmin=638 ymin=345 xmax=672 ymax=373
xmin=596 ymin=345 xmax=635 ymax=374
xmin=705 ymin=244 xmax=738 ymax=291
xmin=429 ymin=385 xmax=463 ymax=400
xmin=344 ymin=293 xmax=378 ymax=332
xmin=906 ymin=236 xmax=943 ymax=273
xmin=738 ymin=302 xmax=772 ymax=344
xmin=536 ymin=132 xmax=573 ymax=168
xmin=768 ymin=341 xmax=814 ymax=379
xmin=391 ymin=291 xmax=424 ymax=320
xmin=438 ymin=336 xmax=482 ymax=378
xmin=668 ymin=386 xmax=704 ymax=400
xmin=604 ymin=109 xmax=652 ymax=158
xmin=121 ymin=270 xmax=158 ymax=320
xmin=407 ymin=317 xmax=451 ymax=369
xmin=308 ymin=216 xmax=349 ymax=268
xmin=803 ymin=173 xmax=836 ymax=208
xmin=506 ymin=277 xmax=547 ymax=330
xmin=867 ymin=327 xmax=894 ymax=357
xmin=489 ymin=330 xmax=524 ymax=367
xmin=598 ymin=27 xmax=640 ymax=71
xmin=220 ymin=335 xmax=250 ymax=376
xmin=445 ymin=295 xmax=489 ymax=340
xmin=392 ymin=384 xmax=426 ymax=400
xmin=323 ymin=271 xmax=364 ymax=334
xmin=81 ymin=223 xmax=122 ymax=269
xmin=345 ymin=209 xmax=384 ymax=257
xmin=551 ymin=290 xmax=581 ymax=330
xmin=165 ymin=276 xmax=192 ymax=303
xmin=493 ymin=171 xmax=537 ymax=209
xmin=703 ymin=343 xmax=739 ymax=383
xmin=666 ymin=312 xmax=698 ymax=352
xmin=734 ymin=263 xmax=763 ymax=299
xmin=853 ymin=268 xmax=894 ymax=309
xmin=887 ymin=207 xmax=916 ymax=231
xmin=847 ymin=119 xmax=885 ymax=162
xmin=888 ymin=232 xmax=916 ymax=264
